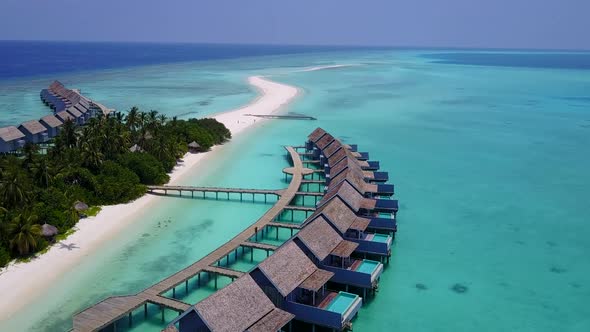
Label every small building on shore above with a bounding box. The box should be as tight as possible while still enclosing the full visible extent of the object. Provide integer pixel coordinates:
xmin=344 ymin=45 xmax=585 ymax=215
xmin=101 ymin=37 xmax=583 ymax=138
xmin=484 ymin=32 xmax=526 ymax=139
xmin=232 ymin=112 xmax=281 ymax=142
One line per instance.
xmin=0 ymin=126 xmax=26 ymax=153
xmin=18 ymin=120 xmax=49 ymax=144
xmin=40 ymin=114 xmax=63 ymax=138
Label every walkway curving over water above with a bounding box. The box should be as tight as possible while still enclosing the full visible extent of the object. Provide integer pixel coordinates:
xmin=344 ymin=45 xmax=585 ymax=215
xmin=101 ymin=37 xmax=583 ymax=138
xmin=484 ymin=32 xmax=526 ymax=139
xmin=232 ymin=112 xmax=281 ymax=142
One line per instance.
xmin=72 ymin=146 xmax=312 ymax=331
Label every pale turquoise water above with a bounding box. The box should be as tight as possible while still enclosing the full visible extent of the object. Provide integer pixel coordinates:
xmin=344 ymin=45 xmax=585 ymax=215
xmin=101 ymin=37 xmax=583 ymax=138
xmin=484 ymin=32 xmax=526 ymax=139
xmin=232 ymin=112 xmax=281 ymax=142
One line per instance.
xmin=371 ymin=233 xmax=391 ymax=243
xmin=326 ymin=292 xmax=358 ymax=314
xmin=355 ymin=260 xmax=381 ymax=274
xmin=1 ymin=50 xmax=590 ymax=331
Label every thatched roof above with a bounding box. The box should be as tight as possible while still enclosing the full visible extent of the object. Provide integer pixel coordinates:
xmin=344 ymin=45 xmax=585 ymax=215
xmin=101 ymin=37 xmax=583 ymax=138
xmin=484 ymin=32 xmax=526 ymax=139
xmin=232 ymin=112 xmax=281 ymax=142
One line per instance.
xmin=74 ymin=104 xmax=88 ymax=114
xmin=19 ymin=120 xmax=47 ymax=135
xmin=129 ymin=144 xmax=143 ymax=153
xmin=188 ymin=141 xmax=200 ymax=148
xmin=331 ymin=240 xmax=359 ymax=258
xmin=40 ymin=115 xmax=63 ymax=128
xmin=0 ymin=126 xmax=25 ymax=142
xmin=258 ymin=241 xmax=318 ymax=297
xmin=296 ymin=216 xmax=345 ymax=261
xmin=327 ymin=148 xmax=347 ymax=167
xmin=309 ymin=196 xmax=369 ymax=233
xmin=329 ymin=168 xmax=378 ymax=196
xmin=247 ymin=308 xmax=294 ymax=332
xmin=161 ymin=325 xmax=178 ymax=332
xmin=323 ymin=139 xmax=343 ymax=158
xmin=56 ymin=111 xmax=75 ymax=122
xmin=74 ymin=201 xmax=89 ymax=211
xmin=308 ymin=127 xmax=327 ymax=143
xmin=319 ymin=181 xmax=363 ymax=212
xmin=194 ymin=275 xmax=276 ymax=332
xmin=41 ymin=223 xmax=58 ymax=237
xmin=315 ymin=133 xmax=335 ymax=150
xmin=66 ymin=107 xmax=82 ymax=118
xmin=299 ymin=269 xmax=334 ymax=292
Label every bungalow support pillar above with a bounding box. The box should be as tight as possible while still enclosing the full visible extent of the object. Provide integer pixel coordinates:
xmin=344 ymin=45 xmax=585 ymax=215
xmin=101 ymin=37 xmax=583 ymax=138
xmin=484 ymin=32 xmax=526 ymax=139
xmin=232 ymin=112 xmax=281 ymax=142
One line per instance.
xmin=144 ymin=303 xmax=147 ymax=318
xmin=128 ymin=312 xmax=132 ymax=327
xmin=161 ymin=305 xmax=165 ymax=322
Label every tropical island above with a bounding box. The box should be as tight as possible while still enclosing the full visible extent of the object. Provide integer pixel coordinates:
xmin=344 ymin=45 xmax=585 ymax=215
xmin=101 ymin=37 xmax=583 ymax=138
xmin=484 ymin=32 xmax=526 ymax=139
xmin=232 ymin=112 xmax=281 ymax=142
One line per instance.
xmin=0 ymin=109 xmax=230 ymax=267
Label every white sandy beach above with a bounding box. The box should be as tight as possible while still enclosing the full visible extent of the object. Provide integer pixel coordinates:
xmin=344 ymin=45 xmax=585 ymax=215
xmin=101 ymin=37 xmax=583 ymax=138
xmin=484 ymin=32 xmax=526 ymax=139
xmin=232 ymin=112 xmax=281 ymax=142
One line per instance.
xmin=0 ymin=75 xmax=299 ymax=320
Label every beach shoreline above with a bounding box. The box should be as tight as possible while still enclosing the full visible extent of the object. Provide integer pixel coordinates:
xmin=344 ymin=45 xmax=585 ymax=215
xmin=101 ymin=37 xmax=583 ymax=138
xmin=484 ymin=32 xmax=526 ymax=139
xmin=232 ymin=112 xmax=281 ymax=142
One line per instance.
xmin=0 ymin=75 xmax=300 ymax=320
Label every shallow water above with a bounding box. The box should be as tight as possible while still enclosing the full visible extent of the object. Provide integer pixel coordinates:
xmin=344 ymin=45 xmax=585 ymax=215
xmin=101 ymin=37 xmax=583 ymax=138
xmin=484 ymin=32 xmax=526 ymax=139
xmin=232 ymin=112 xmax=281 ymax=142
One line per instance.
xmin=1 ymin=48 xmax=590 ymax=331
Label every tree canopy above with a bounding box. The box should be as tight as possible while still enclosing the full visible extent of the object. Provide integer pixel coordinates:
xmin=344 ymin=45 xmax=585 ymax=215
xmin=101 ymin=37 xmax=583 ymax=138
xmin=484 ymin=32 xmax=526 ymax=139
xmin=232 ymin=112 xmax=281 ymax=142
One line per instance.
xmin=0 ymin=108 xmax=230 ymax=266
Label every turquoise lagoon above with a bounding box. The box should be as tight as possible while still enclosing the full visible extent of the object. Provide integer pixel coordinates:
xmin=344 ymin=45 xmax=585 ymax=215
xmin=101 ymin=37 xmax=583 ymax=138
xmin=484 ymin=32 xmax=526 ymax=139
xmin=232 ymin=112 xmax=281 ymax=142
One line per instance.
xmin=1 ymin=49 xmax=590 ymax=331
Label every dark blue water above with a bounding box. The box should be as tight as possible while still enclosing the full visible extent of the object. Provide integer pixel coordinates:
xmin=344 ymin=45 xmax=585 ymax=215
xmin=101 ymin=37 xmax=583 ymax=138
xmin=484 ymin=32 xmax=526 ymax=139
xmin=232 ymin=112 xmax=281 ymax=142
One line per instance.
xmin=423 ymin=52 xmax=590 ymax=70
xmin=0 ymin=41 xmax=353 ymax=80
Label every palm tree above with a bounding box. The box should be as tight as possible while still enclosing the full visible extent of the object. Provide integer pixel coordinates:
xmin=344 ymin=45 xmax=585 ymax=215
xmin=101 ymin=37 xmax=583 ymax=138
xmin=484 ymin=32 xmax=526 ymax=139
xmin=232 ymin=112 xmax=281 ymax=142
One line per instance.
xmin=0 ymin=157 xmax=31 ymax=208
xmin=80 ymin=141 xmax=104 ymax=170
xmin=8 ymin=214 xmax=41 ymax=256
xmin=61 ymin=119 xmax=77 ymax=148
xmin=22 ymin=142 xmax=39 ymax=170
xmin=126 ymin=106 xmax=139 ymax=132
xmin=31 ymin=156 xmax=52 ymax=188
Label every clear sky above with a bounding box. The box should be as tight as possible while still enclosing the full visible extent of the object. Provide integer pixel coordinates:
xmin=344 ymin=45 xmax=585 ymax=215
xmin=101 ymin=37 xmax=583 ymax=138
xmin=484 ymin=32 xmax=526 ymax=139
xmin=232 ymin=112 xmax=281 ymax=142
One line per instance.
xmin=1 ymin=0 xmax=588 ymax=50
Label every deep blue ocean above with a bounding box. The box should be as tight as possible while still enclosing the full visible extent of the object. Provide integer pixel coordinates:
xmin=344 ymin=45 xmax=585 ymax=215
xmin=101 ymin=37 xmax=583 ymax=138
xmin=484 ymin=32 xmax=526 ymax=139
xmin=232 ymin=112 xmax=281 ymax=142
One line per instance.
xmin=0 ymin=41 xmax=362 ymax=79
xmin=1 ymin=42 xmax=589 ymax=332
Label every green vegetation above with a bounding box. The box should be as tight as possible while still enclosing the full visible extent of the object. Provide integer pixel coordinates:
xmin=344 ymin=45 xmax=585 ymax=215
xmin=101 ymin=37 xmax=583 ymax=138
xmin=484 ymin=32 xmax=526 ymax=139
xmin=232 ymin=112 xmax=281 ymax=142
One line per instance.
xmin=0 ymin=107 xmax=230 ymax=268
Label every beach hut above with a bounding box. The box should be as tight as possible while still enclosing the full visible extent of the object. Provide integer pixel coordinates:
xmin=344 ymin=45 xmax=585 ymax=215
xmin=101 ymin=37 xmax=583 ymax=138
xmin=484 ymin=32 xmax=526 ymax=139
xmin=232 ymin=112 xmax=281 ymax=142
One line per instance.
xmin=168 ymin=274 xmax=293 ymax=332
xmin=41 ymin=223 xmax=59 ymax=242
xmin=40 ymin=114 xmax=63 ymax=138
xmin=18 ymin=120 xmax=49 ymax=144
xmin=294 ymin=216 xmax=383 ymax=293
xmin=188 ymin=141 xmax=201 ymax=153
xmin=250 ymin=241 xmax=361 ymax=331
xmin=129 ymin=144 xmax=143 ymax=153
xmin=0 ymin=126 xmax=26 ymax=153
xmin=74 ymin=201 xmax=89 ymax=212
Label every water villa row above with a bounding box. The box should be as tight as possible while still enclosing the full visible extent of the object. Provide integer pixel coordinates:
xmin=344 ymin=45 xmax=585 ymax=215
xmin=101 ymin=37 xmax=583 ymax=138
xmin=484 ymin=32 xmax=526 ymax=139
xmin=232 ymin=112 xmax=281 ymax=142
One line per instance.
xmin=72 ymin=128 xmax=399 ymax=332
xmin=0 ymin=81 xmax=111 ymax=152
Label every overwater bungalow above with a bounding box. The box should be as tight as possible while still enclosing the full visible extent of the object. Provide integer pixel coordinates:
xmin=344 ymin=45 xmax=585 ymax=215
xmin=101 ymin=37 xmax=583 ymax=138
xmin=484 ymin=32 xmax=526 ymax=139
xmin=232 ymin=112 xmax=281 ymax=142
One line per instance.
xmin=66 ymin=107 xmax=85 ymax=125
xmin=328 ymin=164 xmax=394 ymax=198
xmin=40 ymin=88 xmax=68 ymax=112
xmin=167 ymin=275 xmax=294 ymax=332
xmin=306 ymin=127 xmax=328 ymax=151
xmin=74 ymin=104 xmax=90 ymax=121
xmin=307 ymin=196 xmax=393 ymax=257
xmin=40 ymin=114 xmax=63 ymax=138
xmin=18 ymin=120 xmax=49 ymax=144
xmin=326 ymin=155 xmax=389 ymax=184
xmin=0 ymin=126 xmax=26 ymax=153
xmin=323 ymin=142 xmax=380 ymax=171
xmin=294 ymin=216 xmax=384 ymax=293
xmin=321 ymin=181 xmax=398 ymax=216
xmin=55 ymin=110 xmax=76 ymax=124
xmin=251 ymin=241 xmax=361 ymax=331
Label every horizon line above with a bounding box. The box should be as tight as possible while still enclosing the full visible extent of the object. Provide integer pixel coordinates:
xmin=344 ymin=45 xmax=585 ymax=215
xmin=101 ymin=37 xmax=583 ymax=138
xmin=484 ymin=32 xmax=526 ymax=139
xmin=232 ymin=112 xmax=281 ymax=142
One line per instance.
xmin=1 ymin=39 xmax=589 ymax=53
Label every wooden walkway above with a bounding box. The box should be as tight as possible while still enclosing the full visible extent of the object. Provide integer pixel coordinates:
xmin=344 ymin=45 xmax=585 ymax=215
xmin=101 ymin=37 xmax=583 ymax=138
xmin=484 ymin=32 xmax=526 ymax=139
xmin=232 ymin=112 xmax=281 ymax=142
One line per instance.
xmin=244 ymin=114 xmax=317 ymax=120
xmin=148 ymin=185 xmax=284 ymax=197
xmin=72 ymin=146 xmax=312 ymax=331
